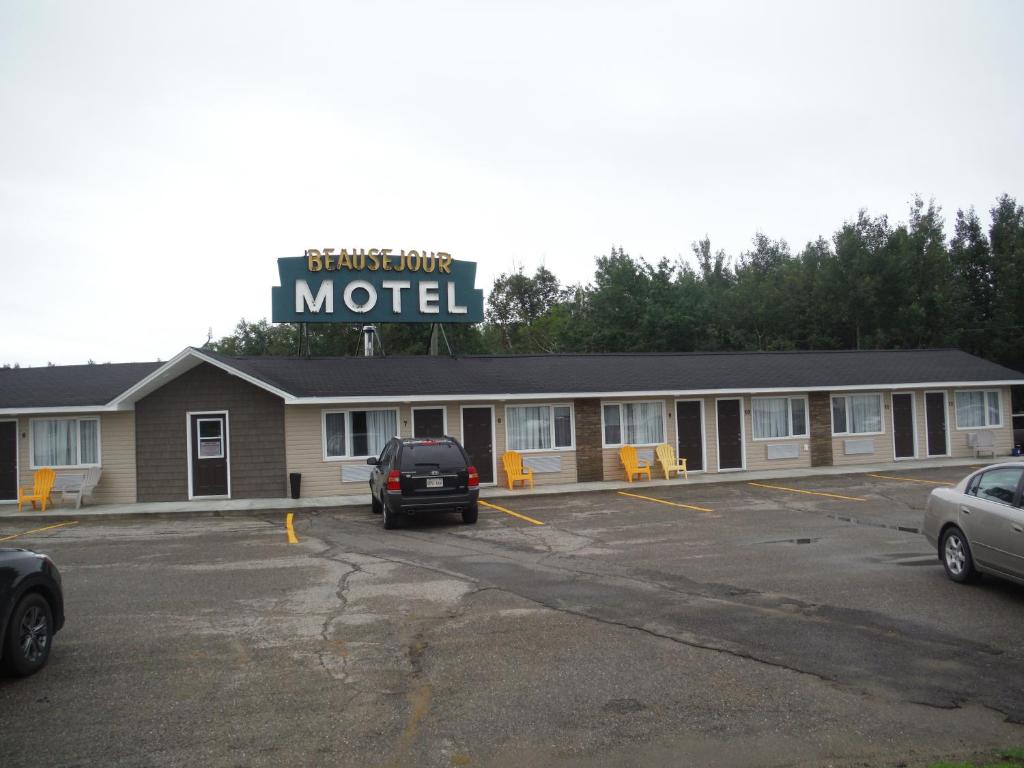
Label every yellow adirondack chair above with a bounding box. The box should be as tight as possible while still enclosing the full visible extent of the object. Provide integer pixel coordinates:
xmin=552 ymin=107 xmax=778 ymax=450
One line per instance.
xmin=655 ymin=443 xmax=688 ymax=480
xmin=619 ymin=445 xmax=652 ymax=482
xmin=502 ymin=451 xmax=534 ymax=490
xmin=18 ymin=467 xmax=57 ymax=512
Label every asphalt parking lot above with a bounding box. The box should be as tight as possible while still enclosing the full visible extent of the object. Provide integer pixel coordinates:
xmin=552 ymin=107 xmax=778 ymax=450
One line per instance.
xmin=1 ymin=466 xmax=1023 ymax=768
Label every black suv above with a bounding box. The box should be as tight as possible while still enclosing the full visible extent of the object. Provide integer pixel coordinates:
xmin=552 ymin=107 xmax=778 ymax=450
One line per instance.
xmin=367 ymin=437 xmax=480 ymax=529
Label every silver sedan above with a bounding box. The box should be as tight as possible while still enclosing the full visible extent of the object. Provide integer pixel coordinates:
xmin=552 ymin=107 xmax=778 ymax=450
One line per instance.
xmin=923 ymin=462 xmax=1024 ymax=585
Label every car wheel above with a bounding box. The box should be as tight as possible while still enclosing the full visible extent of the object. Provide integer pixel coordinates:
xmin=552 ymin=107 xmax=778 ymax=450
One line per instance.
xmin=371 ymin=493 xmax=382 ymax=514
xmin=941 ymin=526 xmax=977 ymax=583
xmin=462 ymin=504 xmax=478 ymax=524
xmin=2 ymin=592 xmax=53 ymax=677
xmin=383 ymin=503 xmax=398 ymax=530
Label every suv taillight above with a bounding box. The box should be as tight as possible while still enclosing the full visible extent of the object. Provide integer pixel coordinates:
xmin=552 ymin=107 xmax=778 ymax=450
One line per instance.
xmin=467 ymin=466 xmax=479 ymax=488
xmin=386 ymin=470 xmax=402 ymax=492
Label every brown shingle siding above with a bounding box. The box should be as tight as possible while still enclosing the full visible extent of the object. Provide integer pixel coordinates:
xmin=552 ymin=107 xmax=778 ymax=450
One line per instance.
xmin=135 ymin=363 xmax=285 ymax=501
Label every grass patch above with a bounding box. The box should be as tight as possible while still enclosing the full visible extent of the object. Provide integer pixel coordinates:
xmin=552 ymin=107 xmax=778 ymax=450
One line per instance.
xmin=927 ymin=749 xmax=1024 ymax=768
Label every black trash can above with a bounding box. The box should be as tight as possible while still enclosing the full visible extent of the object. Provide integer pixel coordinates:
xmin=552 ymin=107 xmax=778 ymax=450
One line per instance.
xmin=289 ymin=472 xmax=301 ymax=500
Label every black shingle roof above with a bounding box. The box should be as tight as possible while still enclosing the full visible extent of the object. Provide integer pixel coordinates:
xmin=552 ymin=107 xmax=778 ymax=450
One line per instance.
xmin=203 ymin=348 xmax=1024 ymax=398
xmin=2 ymin=350 xmax=1021 ymax=409
xmin=0 ymin=362 xmax=162 ymax=408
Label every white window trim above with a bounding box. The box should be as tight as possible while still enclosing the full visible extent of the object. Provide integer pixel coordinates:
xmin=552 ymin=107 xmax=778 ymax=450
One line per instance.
xmin=504 ymin=403 xmax=576 ymax=453
xmin=411 ymin=406 xmax=448 ymax=439
xmin=28 ymin=416 xmax=102 ymax=470
xmin=600 ymin=400 xmax=667 ymax=448
xmin=830 ymin=393 xmax=885 ymax=437
xmin=750 ymin=396 xmax=809 ymax=441
xmin=186 ymin=410 xmax=231 ymax=501
xmin=953 ymin=389 xmax=1003 ymax=430
xmin=195 ymin=417 xmax=225 ymax=459
xmin=321 ymin=407 xmax=401 ymax=462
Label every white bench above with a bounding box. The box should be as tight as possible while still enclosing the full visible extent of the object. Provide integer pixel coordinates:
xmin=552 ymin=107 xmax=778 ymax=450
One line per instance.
xmin=51 ymin=467 xmax=102 ymax=508
xmin=967 ymin=431 xmax=996 ymax=459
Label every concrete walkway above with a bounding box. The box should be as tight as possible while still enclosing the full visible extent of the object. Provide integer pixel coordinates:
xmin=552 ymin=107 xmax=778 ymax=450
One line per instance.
xmin=2 ymin=455 xmax=1018 ymax=524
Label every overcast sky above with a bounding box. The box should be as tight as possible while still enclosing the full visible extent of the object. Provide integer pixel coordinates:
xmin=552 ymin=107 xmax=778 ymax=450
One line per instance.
xmin=1 ymin=0 xmax=1021 ymax=367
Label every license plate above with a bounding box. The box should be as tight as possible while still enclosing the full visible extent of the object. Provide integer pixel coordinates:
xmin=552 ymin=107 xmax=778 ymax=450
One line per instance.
xmin=425 ymin=478 xmax=443 ymax=488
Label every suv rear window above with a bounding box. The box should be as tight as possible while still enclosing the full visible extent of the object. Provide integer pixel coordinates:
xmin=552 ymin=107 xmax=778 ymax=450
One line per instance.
xmin=399 ymin=443 xmax=466 ymax=473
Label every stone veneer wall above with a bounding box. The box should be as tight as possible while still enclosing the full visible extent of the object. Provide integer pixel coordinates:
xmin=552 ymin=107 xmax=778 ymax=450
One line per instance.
xmin=573 ymin=398 xmax=604 ymax=482
xmin=808 ymin=391 xmax=834 ymax=467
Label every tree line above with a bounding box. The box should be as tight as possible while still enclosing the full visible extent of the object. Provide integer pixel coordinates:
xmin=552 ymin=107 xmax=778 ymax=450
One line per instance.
xmin=208 ymin=194 xmax=1024 ymax=372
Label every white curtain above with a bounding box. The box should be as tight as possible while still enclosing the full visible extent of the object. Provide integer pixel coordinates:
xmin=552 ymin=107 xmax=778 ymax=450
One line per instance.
xmin=753 ymin=398 xmax=788 ymax=438
xmin=32 ymin=419 xmax=77 ymax=466
xmin=956 ymin=391 xmax=985 ymax=428
xmin=79 ymin=419 xmax=99 ymax=464
xmin=849 ymin=394 xmax=882 ymax=433
xmin=508 ymin=406 xmax=552 ymax=450
xmin=624 ymin=402 xmax=664 ymax=444
xmin=365 ymin=410 xmax=398 ymax=456
xmin=325 ymin=413 xmax=346 ymax=456
xmin=987 ymin=391 xmax=1001 ymax=425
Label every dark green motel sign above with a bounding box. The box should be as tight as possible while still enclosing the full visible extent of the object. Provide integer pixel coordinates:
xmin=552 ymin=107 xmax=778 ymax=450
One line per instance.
xmin=271 ymin=249 xmax=485 ymax=324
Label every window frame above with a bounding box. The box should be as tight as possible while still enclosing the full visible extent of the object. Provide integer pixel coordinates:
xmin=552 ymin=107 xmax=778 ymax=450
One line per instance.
xmin=321 ymin=407 xmax=400 ymax=461
xmin=830 ymin=393 xmax=885 ymax=437
xmin=29 ymin=416 xmax=102 ymax=469
xmin=600 ymin=400 xmax=667 ymax=448
xmin=750 ymin=396 xmax=809 ymax=441
xmin=953 ymin=389 xmax=1003 ymax=430
xmin=410 ymin=406 xmax=448 ymax=439
xmin=966 ymin=466 xmax=1024 ymax=507
xmin=504 ymin=403 xmax=575 ymax=453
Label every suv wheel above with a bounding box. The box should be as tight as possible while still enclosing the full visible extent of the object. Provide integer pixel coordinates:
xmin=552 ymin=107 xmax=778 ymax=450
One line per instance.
xmin=462 ymin=504 xmax=478 ymax=524
xmin=2 ymin=592 xmax=53 ymax=677
xmin=383 ymin=503 xmax=398 ymax=530
xmin=371 ymin=492 xmax=382 ymax=514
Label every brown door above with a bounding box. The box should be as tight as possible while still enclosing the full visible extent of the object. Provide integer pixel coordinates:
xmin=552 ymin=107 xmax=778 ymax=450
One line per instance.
xmin=461 ymin=407 xmax=494 ymax=484
xmin=892 ymin=393 xmax=916 ymax=459
xmin=716 ymin=399 xmax=743 ymax=470
xmin=676 ymin=401 xmax=704 ymax=472
xmin=190 ymin=414 xmax=229 ymax=498
xmin=413 ymin=408 xmax=445 ymax=438
xmin=925 ymin=392 xmax=948 ymax=456
xmin=0 ymin=421 xmax=16 ymax=501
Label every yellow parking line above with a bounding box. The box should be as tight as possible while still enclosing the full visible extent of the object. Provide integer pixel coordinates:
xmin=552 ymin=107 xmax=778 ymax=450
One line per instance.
xmin=479 ymin=499 xmax=544 ymax=526
xmin=748 ymin=482 xmax=866 ymax=502
xmin=0 ymin=520 xmax=79 ymax=543
xmin=866 ymin=473 xmax=954 ymax=486
xmin=617 ymin=491 xmax=714 ymax=513
xmin=285 ymin=512 xmax=298 ymax=544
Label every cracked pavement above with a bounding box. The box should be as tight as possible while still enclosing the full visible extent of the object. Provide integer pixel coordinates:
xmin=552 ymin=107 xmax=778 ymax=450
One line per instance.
xmin=1 ymin=466 xmax=1023 ymax=767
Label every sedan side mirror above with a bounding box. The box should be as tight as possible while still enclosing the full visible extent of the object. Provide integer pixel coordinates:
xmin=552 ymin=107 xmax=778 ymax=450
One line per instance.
xmin=366 ymin=457 xmax=378 ymax=465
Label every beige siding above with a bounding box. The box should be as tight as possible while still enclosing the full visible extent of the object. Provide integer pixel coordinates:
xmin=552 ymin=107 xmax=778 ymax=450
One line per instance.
xmin=17 ymin=412 xmax=137 ymax=504
xmin=947 ymin=387 xmax=1014 ymax=458
xmin=599 ymin=397 xmax=675 ymax=480
xmin=743 ymin=394 xmax=813 ymax=471
xmin=497 ymin=402 xmax=577 ymax=488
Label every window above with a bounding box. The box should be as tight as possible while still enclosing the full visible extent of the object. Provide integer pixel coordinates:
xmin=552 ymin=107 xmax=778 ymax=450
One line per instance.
xmin=197 ymin=419 xmax=224 ymax=458
xmin=602 ymin=401 xmax=665 ymax=446
xmin=955 ymin=390 xmax=1002 ymax=429
xmin=968 ymin=467 xmax=1022 ymax=505
xmin=506 ymin=404 xmax=573 ymax=451
xmin=752 ymin=397 xmax=808 ymax=439
xmin=323 ymin=409 xmax=398 ymax=459
xmin=31 ymin=417 xmax=100 ymax=468
xmin=831 ymin=394 xmax=883 ymax=435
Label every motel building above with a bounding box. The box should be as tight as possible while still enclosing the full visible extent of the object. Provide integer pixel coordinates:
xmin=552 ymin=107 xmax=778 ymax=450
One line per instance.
xmin=1 ymin=346 xmax=1023 ymax=506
